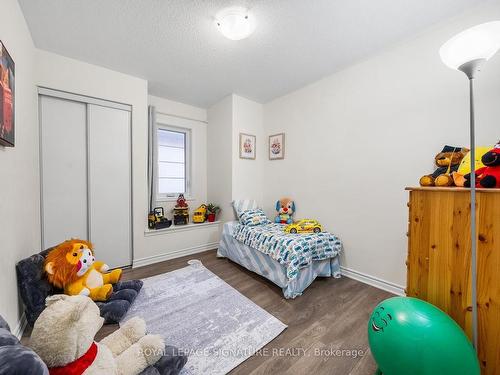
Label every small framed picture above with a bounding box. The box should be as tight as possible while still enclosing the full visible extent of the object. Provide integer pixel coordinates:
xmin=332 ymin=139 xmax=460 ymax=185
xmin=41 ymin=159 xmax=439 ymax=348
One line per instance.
xmin=239 ymin=133 xmax=256 ymax=159
xmin=269 ymin=133 xmax=285 ymax=160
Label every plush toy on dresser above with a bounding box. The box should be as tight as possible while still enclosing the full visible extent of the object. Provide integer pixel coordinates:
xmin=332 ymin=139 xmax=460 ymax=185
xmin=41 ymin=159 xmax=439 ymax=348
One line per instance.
xmin=419 ymin=146 xmax=469 ymax=187
xmin=464 ymin=142 xmax=500 ymax=188
xmin=275 ymin=198 xmax=295 ymax=224
xmin=44 ymin=239 xmax=122 ymax=301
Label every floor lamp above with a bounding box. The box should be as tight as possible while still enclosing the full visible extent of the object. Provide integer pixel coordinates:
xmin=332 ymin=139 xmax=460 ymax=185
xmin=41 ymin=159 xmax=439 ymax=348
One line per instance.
xmin=439 ymin=21 xmax=500 ymax=351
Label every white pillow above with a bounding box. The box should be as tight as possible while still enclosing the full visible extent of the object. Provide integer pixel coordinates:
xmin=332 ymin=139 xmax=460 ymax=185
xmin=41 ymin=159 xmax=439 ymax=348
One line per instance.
xmin=232 ymin=199 xmax=258 ymax=219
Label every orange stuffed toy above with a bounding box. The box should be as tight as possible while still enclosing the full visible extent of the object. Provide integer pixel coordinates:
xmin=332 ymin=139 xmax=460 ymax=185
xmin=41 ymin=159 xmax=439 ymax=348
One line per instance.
xmin=44 ymin=239 xmax=122 ymax=301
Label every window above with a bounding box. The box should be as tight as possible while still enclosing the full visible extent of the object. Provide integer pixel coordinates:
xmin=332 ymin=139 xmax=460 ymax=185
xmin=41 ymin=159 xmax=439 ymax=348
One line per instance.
xmin=156 ymin=125 xmax=191 ymax=200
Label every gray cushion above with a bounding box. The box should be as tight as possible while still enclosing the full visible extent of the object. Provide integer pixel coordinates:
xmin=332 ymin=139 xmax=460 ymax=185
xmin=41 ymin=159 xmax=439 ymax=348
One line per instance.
xmin=0 ymin=320 xmax=48 ymax=375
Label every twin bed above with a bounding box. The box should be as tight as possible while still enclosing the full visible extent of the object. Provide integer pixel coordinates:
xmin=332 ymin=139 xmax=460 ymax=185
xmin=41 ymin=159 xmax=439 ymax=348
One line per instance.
xmin=217 ymin=200 xmax=343 ymax=298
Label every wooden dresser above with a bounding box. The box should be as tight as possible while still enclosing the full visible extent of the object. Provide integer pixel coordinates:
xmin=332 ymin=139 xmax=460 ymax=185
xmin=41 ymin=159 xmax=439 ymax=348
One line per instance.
xmin=406 ymin=187 xmax=500 ymax=375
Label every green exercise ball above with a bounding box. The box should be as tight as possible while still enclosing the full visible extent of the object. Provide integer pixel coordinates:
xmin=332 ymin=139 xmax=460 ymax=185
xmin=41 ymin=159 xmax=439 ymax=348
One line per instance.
xmin=368 ymin=297 xmax=479 ymax=375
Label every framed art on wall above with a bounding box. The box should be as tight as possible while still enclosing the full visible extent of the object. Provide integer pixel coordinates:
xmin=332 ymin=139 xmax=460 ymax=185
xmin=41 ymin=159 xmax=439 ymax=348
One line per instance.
xmin=239 ymin=133 xmax=256 ymax=159
xmin=269 ymin=133 xmax=285 ymax=160
xmin=0 ymin=41 xmax=15 ymax=147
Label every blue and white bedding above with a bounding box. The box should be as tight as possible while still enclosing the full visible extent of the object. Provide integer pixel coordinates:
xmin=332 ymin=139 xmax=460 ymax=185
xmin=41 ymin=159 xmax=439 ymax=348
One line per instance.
xmin=218 ymin=221 xmax=341 ymax=298
xmin=232 ymin=222 xmax=343 ymax=280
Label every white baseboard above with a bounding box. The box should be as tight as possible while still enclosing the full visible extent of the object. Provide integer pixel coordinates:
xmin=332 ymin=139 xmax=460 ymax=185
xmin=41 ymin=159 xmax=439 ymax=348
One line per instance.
xmin=133 ymin=243 xmax=405 ymax=296
xmin=13 ymin=313 xmax=27 ymax=340
xmin=133 ymin=242 xmax=219 ymax=268
xmin=341 ymin=266 xmax=405 ymax=296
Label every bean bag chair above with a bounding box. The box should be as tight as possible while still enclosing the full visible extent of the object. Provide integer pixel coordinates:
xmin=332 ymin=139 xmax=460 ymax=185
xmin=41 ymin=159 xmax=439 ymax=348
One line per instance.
xmin=16 ymin=248 xmax=142 ymax=326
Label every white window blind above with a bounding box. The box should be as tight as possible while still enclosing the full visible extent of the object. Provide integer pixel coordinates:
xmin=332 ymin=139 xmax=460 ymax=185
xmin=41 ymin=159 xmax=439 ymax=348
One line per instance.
xmin=156 ymin=126 xmax=190 ymax=198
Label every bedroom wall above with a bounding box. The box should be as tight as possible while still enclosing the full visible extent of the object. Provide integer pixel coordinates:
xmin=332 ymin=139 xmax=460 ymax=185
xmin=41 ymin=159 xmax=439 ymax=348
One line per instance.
xmin=36 ymin=49 xmax=151 ymax=264
xmin=207 ymin=94 xmax=264 ymax=221
xmin=232 ymin=95 xmax=264 ymax=205
xmin=36 ymin=51 xmax=219 ymax=268
xmin=207 ymin=95 xmax=234 ymax=222
xmin=148 ymin=94 xmax=208 ymax=215
xmin=0 ymin=0 xmax=39 ymax=331
xmin=262 ymin=2 xmax=500 ymax=291
xmin=139 ymin=95 xmax=220 ymax=267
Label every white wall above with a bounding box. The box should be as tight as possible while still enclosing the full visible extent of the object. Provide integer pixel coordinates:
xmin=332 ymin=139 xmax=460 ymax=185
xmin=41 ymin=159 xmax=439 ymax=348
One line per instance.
xmin=232 ymin=95 xmax=264 ymax=205
xmin=0 ymin=0 xmax=39 ymax=330
xmin=136 ymin=95 xmax=220 ymax=266
xmin=262 ymin=3 xmax=500 ymax=288
xmin=207 ymin=94 xmax=264 ymax=221
xmin=207 ymin=95 xmax=234 ymax=222
xmin=37 ymin=53 xmax=219 ymax=267
xmin=149 ymin=95 xmax=207 ymax=217
xmin=36 ymin=49 xmax=151 ymax=262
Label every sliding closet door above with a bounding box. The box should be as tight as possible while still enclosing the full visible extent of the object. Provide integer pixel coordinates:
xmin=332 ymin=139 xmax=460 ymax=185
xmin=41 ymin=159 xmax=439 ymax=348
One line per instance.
xmin=88 ymin=104 xmax=131 ymax=268
xmin=40 ymin=96 xmax=88 ymax=248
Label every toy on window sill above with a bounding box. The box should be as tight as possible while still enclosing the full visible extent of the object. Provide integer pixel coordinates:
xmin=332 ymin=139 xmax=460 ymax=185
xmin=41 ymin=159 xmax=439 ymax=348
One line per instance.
xmin=148 ymin=207 xmax=172 ymax=229
xmin=274 ymin=198 xmax=295 ymax=224
xmin=44 ymin=239 xmax=122 ymax=301
xmin=285 ymin=219 xmax=323 ymax=234
xmin=193 ymin=204 xmax=207 ymax=223
xmin=464 ymin=142 xmax=500 ymax=188
xmin=176 ymin=193 xmax=188 ymax=208
xmin=206 ymin=203 xmax=220 ymax=222
xmin=173 ymin=193 xmax=189 ymax=225
xmin=419 ymin=146 xmax=469 ymax=187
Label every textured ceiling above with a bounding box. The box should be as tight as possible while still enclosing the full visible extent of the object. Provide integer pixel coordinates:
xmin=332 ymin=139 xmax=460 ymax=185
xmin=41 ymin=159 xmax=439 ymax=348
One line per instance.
xmin=20 ymin=0 xmax=488 ymax=107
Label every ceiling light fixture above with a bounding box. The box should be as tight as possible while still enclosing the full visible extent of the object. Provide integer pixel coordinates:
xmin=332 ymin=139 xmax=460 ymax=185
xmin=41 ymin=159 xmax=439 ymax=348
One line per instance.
xmin=215 ymin=7 xmax=255 ymax=41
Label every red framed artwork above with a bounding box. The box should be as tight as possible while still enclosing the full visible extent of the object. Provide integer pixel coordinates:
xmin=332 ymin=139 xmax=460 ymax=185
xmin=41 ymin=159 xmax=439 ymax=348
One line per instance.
xmin=0 ymin=41 xmax=15 ymax=147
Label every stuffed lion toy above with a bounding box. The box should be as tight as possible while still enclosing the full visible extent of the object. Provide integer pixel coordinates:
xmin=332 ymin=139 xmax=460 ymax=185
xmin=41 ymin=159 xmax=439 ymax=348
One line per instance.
xmin=45 ymin=239 xmax=122 ymax=301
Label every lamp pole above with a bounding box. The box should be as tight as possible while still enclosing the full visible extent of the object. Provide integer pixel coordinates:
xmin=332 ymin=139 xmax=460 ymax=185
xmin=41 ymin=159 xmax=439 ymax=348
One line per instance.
xmin=458 ymin=58 xmax=483 ymax=351
xmin=468 ymin=76 xmax=478 ymax=351
xmin=440 ymin=19 xmax=500 ymax=356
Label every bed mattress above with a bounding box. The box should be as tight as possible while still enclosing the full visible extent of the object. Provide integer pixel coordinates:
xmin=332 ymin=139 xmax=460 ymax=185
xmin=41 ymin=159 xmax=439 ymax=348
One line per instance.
xmin=217 ymin=221 xmax=342 ymax=298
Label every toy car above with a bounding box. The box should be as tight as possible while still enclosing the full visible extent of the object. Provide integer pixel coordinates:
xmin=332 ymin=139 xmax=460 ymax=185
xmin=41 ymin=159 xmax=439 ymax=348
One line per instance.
xmin=173 ymin=207 xmax=189 ymax=225
xmin=285 ymin=219 xmax=323 ymax=234
xmin=193 ymin=204 xmax=207 ymax=223
xmin=148 ymin=207 xmax=172 ymax=230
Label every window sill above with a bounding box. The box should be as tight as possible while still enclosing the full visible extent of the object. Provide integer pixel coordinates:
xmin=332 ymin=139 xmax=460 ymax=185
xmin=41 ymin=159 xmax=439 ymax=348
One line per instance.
xmin=155 ymin=196 xmax=195 ymax=203
xmin=144 ymin=220 xmax=221 ymax=236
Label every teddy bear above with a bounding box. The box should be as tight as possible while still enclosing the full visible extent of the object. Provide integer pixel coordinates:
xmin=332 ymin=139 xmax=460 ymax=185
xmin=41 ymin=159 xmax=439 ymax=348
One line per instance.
xmin=30 ymin=294 xmax=165 ymax=375
xmin=464 ymin=142 xmax=500 ymax=188
xmin=419 ymin=146 xmax=469 ymax=187
xmin=45 ymin=239 xmax=122 ymax=301
xmin=275 ymin=198 xmax=295 ymax=224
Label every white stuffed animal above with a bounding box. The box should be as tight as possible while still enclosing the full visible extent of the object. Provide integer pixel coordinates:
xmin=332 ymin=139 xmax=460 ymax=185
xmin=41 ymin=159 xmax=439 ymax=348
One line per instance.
xmin=30 ymin=295 xmax=164 ymax=375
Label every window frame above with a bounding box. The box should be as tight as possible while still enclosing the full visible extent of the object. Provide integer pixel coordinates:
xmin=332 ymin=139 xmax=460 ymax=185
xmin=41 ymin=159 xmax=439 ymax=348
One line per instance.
xmin=154 ymin=123 xmax=192 ymax=202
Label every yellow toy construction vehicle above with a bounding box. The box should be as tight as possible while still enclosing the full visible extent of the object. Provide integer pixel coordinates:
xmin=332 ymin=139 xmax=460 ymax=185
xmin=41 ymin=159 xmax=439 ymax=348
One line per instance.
xmin=193 ymin=204 xmax=207 ymax=223
xmin=285 ymin=219 xmax=323 ymax=234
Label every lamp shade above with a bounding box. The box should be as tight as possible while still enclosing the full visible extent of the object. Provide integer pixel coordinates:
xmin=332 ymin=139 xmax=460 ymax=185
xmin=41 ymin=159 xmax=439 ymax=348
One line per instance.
xmin=440 ymin=21 xmax=500 ymax=70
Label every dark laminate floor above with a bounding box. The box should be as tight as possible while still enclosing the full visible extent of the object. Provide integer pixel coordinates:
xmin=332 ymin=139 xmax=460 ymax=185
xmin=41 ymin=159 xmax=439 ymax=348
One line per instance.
xmin=102 ymin=250 xmax=392 ymax=375
xmin=24 ymin=249 xmax=392 ymax=374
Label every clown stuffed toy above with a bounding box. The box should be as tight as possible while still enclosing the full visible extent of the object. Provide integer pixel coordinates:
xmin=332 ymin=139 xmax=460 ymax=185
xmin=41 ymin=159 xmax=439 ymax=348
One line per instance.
xmin=45 ymin=239 xmax=122 ymax=301
xmin=275 ymin=198 xmax=295 ymax=224
xmin=464 ymin=142 xmax=500 ymax=188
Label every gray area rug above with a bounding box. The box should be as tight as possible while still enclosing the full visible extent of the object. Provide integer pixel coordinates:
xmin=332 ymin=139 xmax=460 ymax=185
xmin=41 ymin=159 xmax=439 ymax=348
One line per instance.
xmin=122 ymin=260 xmax=287 ymax=375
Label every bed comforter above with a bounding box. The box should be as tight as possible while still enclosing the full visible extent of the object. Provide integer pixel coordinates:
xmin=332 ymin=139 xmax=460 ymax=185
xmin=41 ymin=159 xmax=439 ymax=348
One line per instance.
xmin=232 ymin=223 xmax=343 ymax=280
